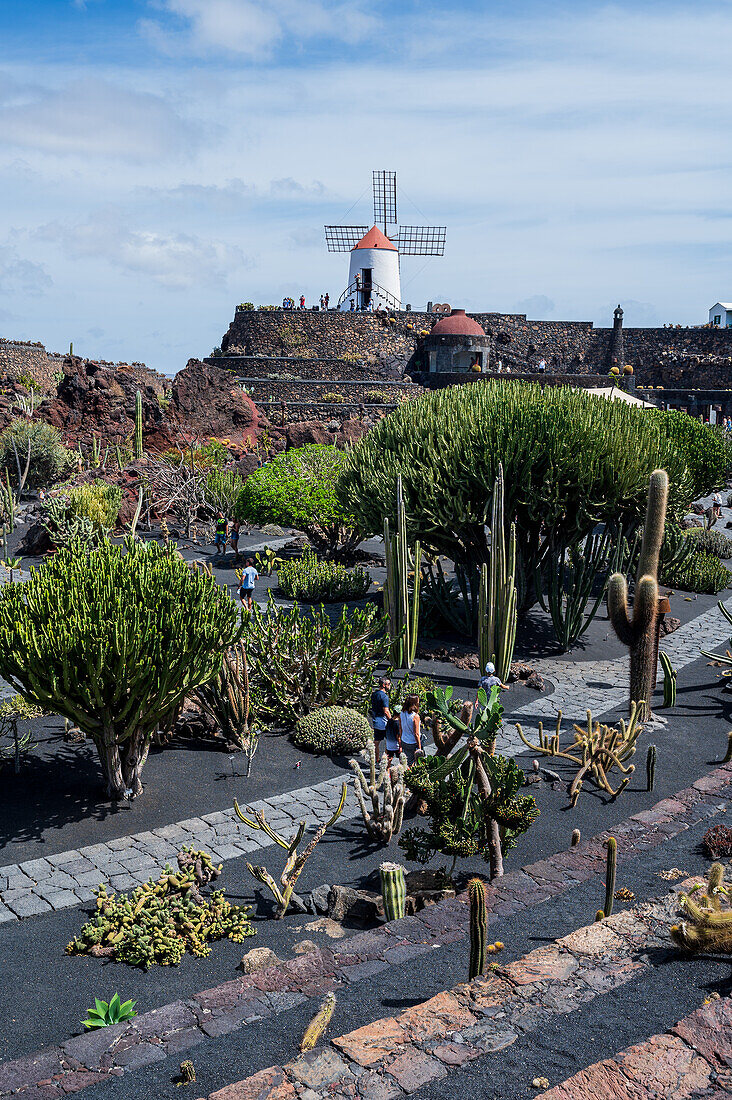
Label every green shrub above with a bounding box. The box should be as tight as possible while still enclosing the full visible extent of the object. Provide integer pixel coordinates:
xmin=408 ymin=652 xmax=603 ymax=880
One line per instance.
xmin=277 ymin=550 xmax=371 ymax=602
xmin=321 ymin=392 xmax=345 ymax=403
xmin=204 ymin=469 xmax=245 ymax=515
xmin=68 ymin=482 xmax=122 ymax=530
xmin=243 ymin=595 xmax=388 ymax=727
xmin=663 ymin=550 xmax=732 ymax=594
xmin=654 ymin=410 xmax=728 ymax=498
xmin=338 ymin=382 xmax=693 ymax=618
xmin=0 ymin=540 xmax=242 ymax=798
xmin=293 ymin=706 xmax=372 ymax=754
xmin=0 ymin=419 xmax=74 ymax=490
xmin=235 ymin=444 xmax=362 ymax=557
xmin=17 ymin=373 xmax=44 ymax=395
xmin=364 ymin=389 xmax=393 ymax=403
xmin=684 ymin=527 xmax=732 ymax=559
xmin=163 ymin=439 xmax=230 ymax=470
xmin=41 ymin=483 xmax=121 ymax=549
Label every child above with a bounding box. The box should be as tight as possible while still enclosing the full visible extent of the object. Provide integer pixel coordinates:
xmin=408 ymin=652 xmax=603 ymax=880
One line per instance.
xmin=475 ymin=662 xmax=509 ymax=710
xmin=238 ymin=558 xmax=259 ymax=610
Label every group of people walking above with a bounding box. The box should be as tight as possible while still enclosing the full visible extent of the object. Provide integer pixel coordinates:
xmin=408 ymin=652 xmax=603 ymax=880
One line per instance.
xmin=212 ymin=512 xmax=259 ymax=608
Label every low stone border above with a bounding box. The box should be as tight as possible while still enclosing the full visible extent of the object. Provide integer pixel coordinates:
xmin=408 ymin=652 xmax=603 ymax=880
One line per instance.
xmin=1 ymin=765 xmax=730 ymax=1098
xmin=196 ymin=877 xmax=715 ymax=1100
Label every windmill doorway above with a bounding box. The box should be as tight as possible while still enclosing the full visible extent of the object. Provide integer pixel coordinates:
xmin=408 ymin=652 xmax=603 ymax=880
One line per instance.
xmin=360 ymin=268 xmax=372 ymax=309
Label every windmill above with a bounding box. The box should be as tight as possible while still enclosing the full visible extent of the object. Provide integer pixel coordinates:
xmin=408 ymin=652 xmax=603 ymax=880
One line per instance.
xmin=325 ymin=171 xmax=446 ymax=311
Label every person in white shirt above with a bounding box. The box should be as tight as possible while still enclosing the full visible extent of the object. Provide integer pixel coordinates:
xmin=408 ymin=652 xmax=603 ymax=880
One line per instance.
xmin=238 ymin=558 xmax=259 ymax=610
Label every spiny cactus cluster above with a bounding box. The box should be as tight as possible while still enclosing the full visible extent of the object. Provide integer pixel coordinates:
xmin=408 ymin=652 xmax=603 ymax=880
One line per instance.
xmin=671 ymin=863 xmax=732 ymax=954
xmin=350 ymin=742 xmax=406 ymax=843
xmin=277 ymin=549 xmax=371 ymax=603
xmin=66 ymin=848 xmax=254 ymax=968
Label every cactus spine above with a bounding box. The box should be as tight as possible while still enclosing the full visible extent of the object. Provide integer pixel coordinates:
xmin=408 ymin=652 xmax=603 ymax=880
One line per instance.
xmin=604 ymin=837 xmax=617 ymax=918
xmin=468 ymin=877 xmax=487 ymax=980
xmin=608 ymin=469 xmax=668 ymax=717
xmin=379 ymin=861 xmax=407 ymax=921
xmin=134 ymin=390 xmax=143 ymax=460
xmin=671 ymin=863 xmax=732 ymax=953
xmin=383 ymin=475 xmax=421 ymax=669
xmin=659 ymin=651 xmax=676 ymax=708
xmin=479 ymin=464 xmax=517 ymax=683
xmin=300 ymin=992 xmax=336 ymax=1052
xmin=646 ymin=744 xmax=656 ymax=791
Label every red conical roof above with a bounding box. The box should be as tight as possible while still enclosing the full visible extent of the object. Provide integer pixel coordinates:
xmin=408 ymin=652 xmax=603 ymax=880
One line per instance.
xmin=352 ymin=225 xmax=397 ymax=251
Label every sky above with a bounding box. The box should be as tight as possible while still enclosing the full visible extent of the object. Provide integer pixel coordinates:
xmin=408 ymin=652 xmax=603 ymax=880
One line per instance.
xmin=1 ymin=1 xmax=732 ymax=375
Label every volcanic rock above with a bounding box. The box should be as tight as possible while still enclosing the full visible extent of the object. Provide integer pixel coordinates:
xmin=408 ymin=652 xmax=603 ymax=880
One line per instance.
xmin=168 ymin=359 xmax=262 ymax=448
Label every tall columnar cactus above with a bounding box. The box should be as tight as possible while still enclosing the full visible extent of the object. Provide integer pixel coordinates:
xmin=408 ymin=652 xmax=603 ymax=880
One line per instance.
xmin=300 ymin=993 xmax=336 ymax=1053
xmin=659 ymin=651 xmax=676 ymax=708
xmin=379 ymin=861 xmax=407 ymax=921
xmin=646 ymin=744 xmax=657 ymax=791
xmin=479 ymin=465 xmax=517 ymax=683
xmin=608 ymin=469 xmax=668 ymax=717
xmin=383 ymin=475 xmax=421 ymax=669
xmin=134 ymin=390 xmax=143 ymax=460
xmin=350 ymin=743 xmax=406 ymax=843
xmin=468 ymin=877 xmax=487 ymax=980
xmin=604 ymin=837 xmax=617 ymax=918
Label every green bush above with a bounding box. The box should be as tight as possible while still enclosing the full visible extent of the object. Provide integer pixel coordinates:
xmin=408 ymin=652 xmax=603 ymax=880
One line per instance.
xmin=68 ymin=482 xmax=122 ymax=530
xmin=0 ymin=419 xmax=74 ymax=490
xmin=204 ymin=469 xmax=246 ymax=515
xmin=684 ymin=527 xmax=732 ymax=559
xmin=663 ymin=550 xmax=732 ymax=594
xmin=243 ymin=595 xmax=388 ymax=727
xmin=235 ymin=445 xmax=361 ymax=557
xmin=293 ymin=706 xmax=372 ymax=754
xmin=654 ymin=410 xmax=728 ymax=498
xmin=0 ymin=540 xmax=242 ymax=798
xmin=321 ymin=392 xmax=345 ymax=403
xmin=41 ymin=483 xmax=121 ymax=549
xmin=277 ymin=550 xmax=371 ymax=602
xmin=338 ymin=382 xmax=693 ymax=616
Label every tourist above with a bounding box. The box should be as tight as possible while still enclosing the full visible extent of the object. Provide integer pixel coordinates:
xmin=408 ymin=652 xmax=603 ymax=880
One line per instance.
xmin=369 ymin=676 xmax=392 ymax=763
xmin=214 ymin=512 xmax=228 ymax=556
xmin=538 ymin=358 xmax=547 ymax=373
xmin=349 ymin=299 xmax=355 ymax=311
xmin=230 ymin=519 xmax=241 ymax=563
xmin=398 ymin=694 xmax=422 ymax=767
xmin=299 ymin=295 xmax=305 ymax=310
xmin=320 ymin=294 xmax=325 ymax=310
xmin=238 ymin=557 xmax=259 ymax=610
xmin=476 ymin=662 xmax=509 ymax=710
xmin=366 ymin=299 xmax=374 ymax=312
xmin=324 ymin=293 xmax=329 ymax=308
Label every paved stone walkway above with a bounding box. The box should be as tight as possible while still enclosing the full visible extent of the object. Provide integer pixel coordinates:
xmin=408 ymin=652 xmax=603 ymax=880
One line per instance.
xmin=1 ymin=765 xmax=728 ymax=1099
xmin=2 ymin=596 xmax=732 ymax=923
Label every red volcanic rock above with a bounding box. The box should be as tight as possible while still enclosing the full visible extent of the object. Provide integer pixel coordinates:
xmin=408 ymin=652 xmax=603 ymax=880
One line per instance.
xmin=168 ymin=359 xmax=263 ymax=448
xmin=285 ymin=420 xmax=334 ymax=448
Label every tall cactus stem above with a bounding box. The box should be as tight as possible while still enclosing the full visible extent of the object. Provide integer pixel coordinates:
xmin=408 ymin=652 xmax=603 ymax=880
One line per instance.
xmin=300 ymin=993 xmax=336 ymax=1053
xmin=659 ymin=651 xmax=676 ymax=708
xmin=468 ymin=877 xmax=487 ymax=980
xmin=134 ymin=390 xmax=143 ymax=460
xmin=379 ymin=861 xmax=407 ymax=921
xmin=383 ymin=476 xmax=420 ymax=669
xmin=604 ymin=837 xmax=617 ymax=918
xmin=646 ymin=744 xmax=656 ymax=791
xmin=479 ymin=464 xmax=517 ymax=682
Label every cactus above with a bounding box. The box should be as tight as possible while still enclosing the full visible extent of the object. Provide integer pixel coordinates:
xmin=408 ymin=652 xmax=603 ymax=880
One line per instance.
xmin=671 ymin=863 xmax=732 ymax=953
xmin=604 ymin=837 xmax=617 ymax=918
xmin=0 ymin=469 xmax=15 ymax=534
xmin=468 ymin=877 xmax=487 ymax=979
xmin=659 ymin=651 xmax=676 ymax=708
xmin=196 ymin=643 xmax=252 ymax=753
xmin=379 ymin=861 xmax=407 ymax=921
xmin=608 ymin=468 xmax=668 ymax=717
xmin=300 ymin=992 xmax=336 ymax=1052
xmin=383 ymin=474 xmax=421 ymax=669
xmin=177 ymin=1060 xmax=196 ymax=1086
xmin=571 ymin=828 xmax=581 ymax=847
xmin=595 ymin=910 xmax=605 ymax=922
xmin=350 ymin=743 xmax=406 ymax=843
xmin=515 ymin=705 xmax=641 ymax=806
xmin=478 ymin=464 xmax=517 ymax=682
xmin=723 ymin=731 xmax=732 ymax=764
xmin=646 ymin=744 xmax=656 ymax=791
xmin=234 ymin=784 xmax=347 ymax=918
xmin=134 ymin=390 xmax=143 ymax=459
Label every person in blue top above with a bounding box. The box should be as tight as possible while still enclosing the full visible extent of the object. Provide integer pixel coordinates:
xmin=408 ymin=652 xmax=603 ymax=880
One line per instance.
xmin=369 ymin=677 xmax=392 ymax=763
xmin=238 ymin=558 xmax=259 ymax=610
xmin=476 ymin=662 xmax=509 ymax=708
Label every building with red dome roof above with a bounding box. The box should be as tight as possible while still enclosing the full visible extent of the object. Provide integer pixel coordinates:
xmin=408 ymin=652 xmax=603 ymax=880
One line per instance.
xmin=424 ymin=309 xmax=491 ymax=373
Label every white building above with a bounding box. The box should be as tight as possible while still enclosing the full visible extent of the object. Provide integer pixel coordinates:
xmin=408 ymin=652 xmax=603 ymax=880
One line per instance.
xmin=339 ymin=226 xmax=401 ymax=312
xmin=709 ymin=302 xmax=732 ymax=327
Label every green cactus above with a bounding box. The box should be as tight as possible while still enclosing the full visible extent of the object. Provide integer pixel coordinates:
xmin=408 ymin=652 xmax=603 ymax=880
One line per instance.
xmin=646 ymin=743 xmax=657 ymax=791
xmin=300 ymin=993 xmax=336 ymax=1052
xmin=383 ymin=474 xmax=421 ymax=669
xmin=234 ymin=784 xmax=347 ymax=918
xmin=379 ymin=861 xmax=407 ymax=921
xmin=571 ymin=828 xmax=581 ymax=847
xmin=468 ymin=877 xmax=487 ymax=979
xmin=177 ymin=1060 xmax=196 ymax=1086
xmin=659 ymin=651 xmax=676 ymax=708
xmin=134 ymin=390 xmax=143 ymax=459
xmin=351 ymin=743 xmax=406 ymax=843
xmin=671 ymin=863 xmax=732 ymax=953
xmin=608 ymin=469 xmax=668 ymax=717
xmin=604 ymin=837 xmax=617 ymax=918
xmin=478 ymin=464 xmax=517 ymax=682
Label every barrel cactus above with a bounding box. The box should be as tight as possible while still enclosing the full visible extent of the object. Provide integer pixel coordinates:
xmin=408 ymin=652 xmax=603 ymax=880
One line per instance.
xmin=293 ymin=706 xmax=371 ymax=755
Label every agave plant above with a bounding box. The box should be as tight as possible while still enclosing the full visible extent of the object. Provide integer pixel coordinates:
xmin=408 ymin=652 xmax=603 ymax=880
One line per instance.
xmin=82 ymin=994 xmax=137 ymax=1030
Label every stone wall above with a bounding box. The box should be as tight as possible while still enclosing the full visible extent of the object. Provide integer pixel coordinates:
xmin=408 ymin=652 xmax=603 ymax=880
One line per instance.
xmin=0 ymin=339 xmax=58 ymax=393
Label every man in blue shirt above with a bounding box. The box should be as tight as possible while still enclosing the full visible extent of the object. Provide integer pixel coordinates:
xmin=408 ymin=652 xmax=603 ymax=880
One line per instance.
xmin=369 ymin=677 xmax=392 ymax=763
xmin=238 ymin=558 xmax=259 ymax=610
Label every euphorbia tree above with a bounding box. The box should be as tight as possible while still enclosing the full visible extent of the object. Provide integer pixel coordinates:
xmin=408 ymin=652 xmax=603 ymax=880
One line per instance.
xmin=0 ymin=539 xmax=242 ymax=798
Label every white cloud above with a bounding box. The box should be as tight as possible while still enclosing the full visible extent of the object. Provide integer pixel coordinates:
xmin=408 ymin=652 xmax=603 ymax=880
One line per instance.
xmin=36 ymin=214 xmax=247 ymax=290
xmin=141 ymin=0 xmax=377 ymax=58
xmin=0 ymin=78 xmax=202 ymax=162
xmin=0 ymin=244 xmax=52 ymax=295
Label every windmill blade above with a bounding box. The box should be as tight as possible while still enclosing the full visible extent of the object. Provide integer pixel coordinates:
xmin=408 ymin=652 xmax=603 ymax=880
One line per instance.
xmin=324 ymin=225 xmax=370 ymax=251
xmin=395 ymin=226 xmax=446 ymax=256
xmin=373 ymin=170 xmax=397 ymax=228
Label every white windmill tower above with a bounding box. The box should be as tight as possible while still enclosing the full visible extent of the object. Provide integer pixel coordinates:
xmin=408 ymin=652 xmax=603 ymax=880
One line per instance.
xmin=325 ymin=170 xmax=446 ymax=312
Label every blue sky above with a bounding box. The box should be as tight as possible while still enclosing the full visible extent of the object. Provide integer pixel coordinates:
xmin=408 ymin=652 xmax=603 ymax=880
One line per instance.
xmin=1 ymin=1 xmax=731 ymax=374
